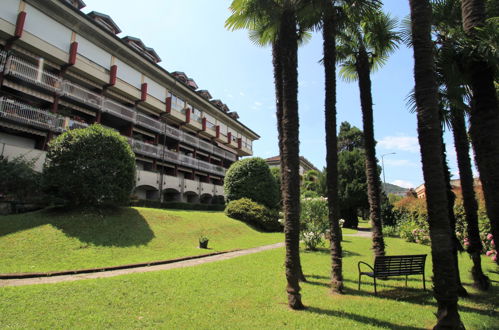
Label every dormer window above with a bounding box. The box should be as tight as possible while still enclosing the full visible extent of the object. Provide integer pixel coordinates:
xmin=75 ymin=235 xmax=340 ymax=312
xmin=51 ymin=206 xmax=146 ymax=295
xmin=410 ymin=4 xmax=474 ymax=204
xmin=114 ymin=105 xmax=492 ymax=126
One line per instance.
xmin=88 ymin=11 xmax=122 ymax=35
xmin=172 ymin=71 xmax=188 ymax=83
xmin=187 ymin=78 xmax=198 ymax=90
xmin=122 ymin=36 xmax=161 ymax=63
xmin=63 ymin=0 xmax=86 ymax=10
xmin=197 ymin=90 xmax=212 ymax=100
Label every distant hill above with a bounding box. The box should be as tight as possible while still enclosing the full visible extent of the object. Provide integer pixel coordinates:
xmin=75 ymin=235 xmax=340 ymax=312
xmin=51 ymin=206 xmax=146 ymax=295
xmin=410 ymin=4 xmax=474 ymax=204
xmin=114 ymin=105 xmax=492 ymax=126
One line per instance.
xmin=382 ymin=182 xmax=409 ymax=196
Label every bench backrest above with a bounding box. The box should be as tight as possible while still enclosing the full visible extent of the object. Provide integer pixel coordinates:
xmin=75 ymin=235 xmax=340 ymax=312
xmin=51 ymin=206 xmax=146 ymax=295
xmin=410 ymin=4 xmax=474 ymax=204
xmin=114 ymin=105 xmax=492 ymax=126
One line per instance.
xmin=373 ymin=254 xmax=427 ymax=276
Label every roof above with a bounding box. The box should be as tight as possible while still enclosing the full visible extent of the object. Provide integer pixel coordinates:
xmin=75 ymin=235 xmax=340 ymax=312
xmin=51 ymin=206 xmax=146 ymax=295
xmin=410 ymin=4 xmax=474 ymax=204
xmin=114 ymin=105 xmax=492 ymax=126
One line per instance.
xmin=87 ymin=11 xmax=121 ymax=34
xmin=265 ymin=156 xmax=319 ymax=172
xmin=122 ymin=36 xmax=161 ymax=63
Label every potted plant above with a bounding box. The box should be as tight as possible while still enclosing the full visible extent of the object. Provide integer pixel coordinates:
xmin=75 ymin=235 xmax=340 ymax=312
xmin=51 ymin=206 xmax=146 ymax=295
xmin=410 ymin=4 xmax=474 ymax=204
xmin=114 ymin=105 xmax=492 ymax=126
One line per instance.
xmin=199 ymin=235 xmax=209 ymax=249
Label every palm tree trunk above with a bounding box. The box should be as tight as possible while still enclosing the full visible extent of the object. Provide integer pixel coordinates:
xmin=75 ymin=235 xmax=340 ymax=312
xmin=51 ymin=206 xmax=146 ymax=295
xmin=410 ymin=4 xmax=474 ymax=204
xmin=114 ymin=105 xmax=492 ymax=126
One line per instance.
xmin=279 ymin=9 xmax=304 ymax=310
xmin=442 ymin=143 xmax=468 ymax=297
xmin=450 ymin=107 xmax=490 ymax=290
xmin=323 ymin=6 xmax=343 ymax=294
xmin=356 ymin=46 xmax=385 ymax=257
xmin=273 ymin=39 xmax=306 ymax=283
xmin=461 ymin=0 xmax=499 ymax=265
xmin=408 ymin=0 xmax=463 ymax=328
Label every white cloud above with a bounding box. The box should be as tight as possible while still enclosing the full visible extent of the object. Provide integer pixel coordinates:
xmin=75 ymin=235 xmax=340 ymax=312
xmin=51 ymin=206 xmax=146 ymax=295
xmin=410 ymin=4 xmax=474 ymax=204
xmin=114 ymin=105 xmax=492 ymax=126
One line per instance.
xmin=391 ymin=180 xmax=414 ymax=189
xmin=227 ymin=94 xmax=234 ymax=98
xmin=254 ymin=101 xmax=263 ymax=107
xmin=384 ymin=159 xmax=417 ymax=167
xmin=378 ymin=136 xmax=419 ymax=153
xmin=239 ymin=92 xmax=245 ymax=96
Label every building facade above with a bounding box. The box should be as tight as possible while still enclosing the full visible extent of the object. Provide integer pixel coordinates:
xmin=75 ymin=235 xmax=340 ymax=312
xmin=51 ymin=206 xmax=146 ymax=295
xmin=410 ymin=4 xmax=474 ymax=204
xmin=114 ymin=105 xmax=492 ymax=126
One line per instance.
xmin=265 ymin=155 xmax=318 ymax=176
xmin=0 ymin=0 xmax=259 ymax=204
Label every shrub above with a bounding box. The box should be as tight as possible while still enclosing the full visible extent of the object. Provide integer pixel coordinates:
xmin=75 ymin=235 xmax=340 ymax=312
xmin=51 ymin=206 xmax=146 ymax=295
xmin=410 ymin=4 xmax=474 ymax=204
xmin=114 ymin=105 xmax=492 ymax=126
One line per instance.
xmin=300 ymin=197 xmax=329 ymax=250
xmin=224 ymin=157 xmax=279 ymax=209
xmin=0 ymin=155 xmax=41 ymax=202
xmin=225 ymin=198 xmax=280 ymax=232
xmin=43 ymin=124 xmax=136 ymax=207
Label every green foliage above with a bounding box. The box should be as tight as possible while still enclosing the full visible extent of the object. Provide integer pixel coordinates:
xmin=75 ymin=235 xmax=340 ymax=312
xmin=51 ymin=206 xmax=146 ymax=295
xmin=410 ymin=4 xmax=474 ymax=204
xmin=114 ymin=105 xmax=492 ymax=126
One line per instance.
xmin=338 ymin=148 xmax=368 ymax=211
xmin=0 ymin=156 xmax=41 ymax=202
xmin=224 ymin=157 xmax=279 ymax=209
xmin=131 ymin=200 xmax=225 ymax=211
xmin=380 ymin=192 xmax=397 ymax=226
xmin=43 ymin=124 xmax=136 ymax=207
xmin=300 ymin=197 xmax=329 ymax=250
xmin=225 ymin=198 xmax=280 ymax=232
xmin=338 ymin=121 xmax=364 ymax=152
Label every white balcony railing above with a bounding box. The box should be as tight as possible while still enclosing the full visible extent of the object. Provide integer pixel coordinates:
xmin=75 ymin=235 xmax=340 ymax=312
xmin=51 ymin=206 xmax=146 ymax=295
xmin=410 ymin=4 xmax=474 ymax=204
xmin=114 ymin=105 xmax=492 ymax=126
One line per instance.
xmin=0 ymin=97 xmax=64 ymax=132
xmin=181 ymin=132 xmax=198 ymax=148
xmin=225 ymin=151 xmax=237 ymax=162
xmin=212 ymin=145 xmax=226 ymax=158
xmin=180 ymin=153 xmax=198 ymax=168
xmin=197 ymin=159 xmax=212 ymax=172
xmin=212 ymin=164 xmax=226 ymax=176
xmin=129 ymin=139 xmax=159 ymax=159
xmin=0 ymin=50 xmax=7 ymax=72
xmin=102 ymin=99 xmax=136 ymax=123
xmin=136 ymin=113 xmax=163 ymax=133
xmin=67 ymin=119 xmax=89 ymax=130
xmin=5 ymin=56 xmax=62 ymax=93
xmin=62 ymin=81 xmax=102 ymax=109
xmin=161 ymin=148 xmax=180 ymax=164
xmin=164 ymin=124 xmax=182 ymax=140
xmin=198 ymin=139 xmax=213 ymax=153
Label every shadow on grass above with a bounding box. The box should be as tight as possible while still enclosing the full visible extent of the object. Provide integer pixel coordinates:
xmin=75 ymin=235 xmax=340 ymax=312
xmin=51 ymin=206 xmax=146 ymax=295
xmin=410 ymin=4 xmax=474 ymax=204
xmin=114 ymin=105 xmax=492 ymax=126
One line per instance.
xmin=304 ymin=306 xmax=425 ymax=330
xmin=302 ymin=247 xmax=360 ymax=257
xmin=0 ymin=207 xmax=155 ymax=247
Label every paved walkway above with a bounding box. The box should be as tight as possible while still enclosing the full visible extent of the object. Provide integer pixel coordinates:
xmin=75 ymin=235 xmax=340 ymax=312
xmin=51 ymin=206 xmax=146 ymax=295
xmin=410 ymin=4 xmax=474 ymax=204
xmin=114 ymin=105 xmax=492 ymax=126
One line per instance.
xmin=344 ymin=228 xmax=372 ymax=238
xmin=0 ymin=242 xmax=284 ymax=288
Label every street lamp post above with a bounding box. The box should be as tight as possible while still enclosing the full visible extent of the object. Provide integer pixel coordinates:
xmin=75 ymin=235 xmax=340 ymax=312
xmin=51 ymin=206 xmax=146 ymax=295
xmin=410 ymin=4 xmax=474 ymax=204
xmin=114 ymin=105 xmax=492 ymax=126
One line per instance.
xmin=381 ymin=152 xmax=396 ymax=191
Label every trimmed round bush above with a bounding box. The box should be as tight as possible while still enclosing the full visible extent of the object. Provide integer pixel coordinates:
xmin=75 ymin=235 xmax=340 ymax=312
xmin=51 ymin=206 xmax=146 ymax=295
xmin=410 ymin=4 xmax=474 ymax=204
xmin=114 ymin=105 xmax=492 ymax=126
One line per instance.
xmin=225 ymin=198 xmax=281 ymax=232
xmin=224 ymin=157 xmax=279 ymax=209
xmin=43 ymin=124 xmax=136 ymax=207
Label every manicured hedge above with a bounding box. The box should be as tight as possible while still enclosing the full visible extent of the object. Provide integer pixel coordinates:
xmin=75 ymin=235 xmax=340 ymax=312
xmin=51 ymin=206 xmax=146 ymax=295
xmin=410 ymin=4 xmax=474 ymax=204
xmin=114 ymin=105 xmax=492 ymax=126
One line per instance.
xmin=225 ymin=198 xmax=281 ymax=232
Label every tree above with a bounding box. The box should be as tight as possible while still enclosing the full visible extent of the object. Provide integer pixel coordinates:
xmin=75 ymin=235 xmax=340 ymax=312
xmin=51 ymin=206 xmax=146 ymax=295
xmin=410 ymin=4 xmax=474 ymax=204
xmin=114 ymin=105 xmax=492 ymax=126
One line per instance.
xmin=408 ymin=0 xmax=463 ymax=327
xmin=0 ymin=156 xmax=41 ymax=202
xmin=336 ymin=8 xmax=400 ymax=257
xmin=461 ymin=0 xmax=499 ymax=266
xmin=224 ymin=157 xmax=280 ymax=209
xmin=43 ymin=124 xmax=136 ymax=208
xmin=431 ymin=0 xmax=490 ymax=290
xmin=338 ymin=147 xmax=369 ymax=228
xmin=226 ymin=0 xmax=306 ymax=309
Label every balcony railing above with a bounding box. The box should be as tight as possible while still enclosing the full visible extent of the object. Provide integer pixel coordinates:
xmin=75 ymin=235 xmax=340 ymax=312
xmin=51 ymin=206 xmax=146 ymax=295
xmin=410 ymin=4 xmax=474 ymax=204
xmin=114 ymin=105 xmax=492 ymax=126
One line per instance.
xmin=128 ymin=138 xmax=160 ymax=159
xmin=212 ymin=145 xmax=226 ymax=158
xmin=206 ymin=120 xmax=216 ymax=130
xmin=243 ymin=141 xmax=253 ymax=151
xmin=212 ymin=164 xmax=226 ymax=176
xmin=102 ymin=99 xmax=136 ymax=123
xmin=161 ymin=148 xmax=180 ymax=164
xmin=62 ymin=81 xmax=103 ymax=109
xmin=180 ymin=153 xmax=198 ymax=168
xmin=5 ymin=56 xmax=62 ymax=94
xmin=197 ymin=159 xmax=213 ymax=172
xmin=181 ymin=132 xmax=198 ymax=148
xmin=192 ymin=113 xmax=202 ymax=123
xmin=0 ymin=97 xmax=64 ymax=132
xmin=164 ymin=124 xmax=182 ymax=140
xmin=0 ymin=50 xmax=7 ymax=72
xmin=198 ymin=139 xmax=213 ymax=153
xmin=136 ymin=113 xmax=163 ymax=133
xmin=225 ymin=151 xmax=237 ymax=162
xmin=67 ymin=119 xmax=89 ymax=130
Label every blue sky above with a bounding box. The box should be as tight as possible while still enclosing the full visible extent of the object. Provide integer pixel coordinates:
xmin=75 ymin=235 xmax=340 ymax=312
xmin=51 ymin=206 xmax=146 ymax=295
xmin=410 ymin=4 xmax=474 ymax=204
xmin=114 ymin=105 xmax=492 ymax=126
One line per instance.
xmin=81 ymin=0 xmax=465 ymax=189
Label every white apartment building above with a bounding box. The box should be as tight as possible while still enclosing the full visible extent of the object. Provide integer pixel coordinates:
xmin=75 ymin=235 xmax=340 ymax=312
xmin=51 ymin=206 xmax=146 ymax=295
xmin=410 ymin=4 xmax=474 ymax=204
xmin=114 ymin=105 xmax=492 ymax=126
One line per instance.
xmin=0 ymin=0 xmax=259 ymax=204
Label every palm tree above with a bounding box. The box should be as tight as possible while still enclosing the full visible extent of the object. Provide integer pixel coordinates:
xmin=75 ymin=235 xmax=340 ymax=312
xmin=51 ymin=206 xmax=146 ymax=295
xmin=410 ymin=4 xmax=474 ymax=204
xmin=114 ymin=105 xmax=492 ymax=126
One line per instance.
xmin=408 ymin=0 xmax=463 ymax=328
xmin=432 ymin=0 xmax=490 ymax=290
xmin=226 ymin=0 xmax=306 ymax=309
xmin=336 ymin=8 xmax=400 ymax=257
xmin=461 ymin=0 xmax=499 ymax=265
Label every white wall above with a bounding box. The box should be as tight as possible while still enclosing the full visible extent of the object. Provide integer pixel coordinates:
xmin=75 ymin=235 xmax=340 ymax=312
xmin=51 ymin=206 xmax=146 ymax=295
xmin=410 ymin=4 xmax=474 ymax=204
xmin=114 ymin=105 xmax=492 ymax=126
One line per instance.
xmin=0 ymin=132 xmax=35 ymax=149
xmin=24 ymin=4 xmax=72 ymax=52
xmin=144 ymin=76 xmax=165 ymax=100
xmin=115 ymin=58 xmax=142 ymax=88
xmin=76 ymin=35 xmax=112 ymax=68
xmin=0 ymin=0 xmax=20 ymax=24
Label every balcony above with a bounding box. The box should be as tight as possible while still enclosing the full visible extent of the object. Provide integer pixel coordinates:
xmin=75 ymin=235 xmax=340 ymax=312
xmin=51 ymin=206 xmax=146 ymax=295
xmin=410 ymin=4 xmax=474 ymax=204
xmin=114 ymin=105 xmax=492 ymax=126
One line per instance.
xmin=5 ymin=56 xmax=62 ymax=94
xmin=225 ymin=151 xmax=237 ymax=162
xmin=198 ymin=139 xmax=213 ymax=153
xmin=102 ymin=99 xmax=136 ymax=123
xmin=0 ymin=97 xmax=64 ymax=132
xmin=211 ymin=164 xmax=226 ymax=177
xmin=197 ymin=159 xmax=212 ymax=172
xmin=62 ymin=81 xmax=103 ymax=109
xmin=0 ymin=50 xmax=7 ymax=72
xmin=180 ymin=132 xmax=198 ymax=148
xmin=164 ymin=124 xmax=182 ymax=140
xmin=128 ymin=138 xmax=160 ymax=159
xmin=212 ymin=145 xmax=226 ymax=158
xmin=67 ymin=119 xmax=89 ymax=130
xmin=161 ymin=148 xmax=180 ymax=164
xmin=136 ymin=113 xmax=163 ymax=133
xmin=179 ymin=153 xmax=198 ymax=168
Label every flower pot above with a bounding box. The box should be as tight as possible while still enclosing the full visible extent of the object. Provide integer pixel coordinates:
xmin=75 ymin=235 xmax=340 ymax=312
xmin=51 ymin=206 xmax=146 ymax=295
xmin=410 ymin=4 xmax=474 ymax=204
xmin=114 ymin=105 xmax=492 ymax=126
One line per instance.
xmin=199 ymin=240 xmax=209 ymax=249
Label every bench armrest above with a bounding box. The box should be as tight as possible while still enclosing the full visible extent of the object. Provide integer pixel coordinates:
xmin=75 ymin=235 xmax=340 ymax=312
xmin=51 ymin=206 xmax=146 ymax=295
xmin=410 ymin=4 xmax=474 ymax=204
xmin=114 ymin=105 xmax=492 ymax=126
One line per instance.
xmin=358 ymin=261 xmax=374 ymax=274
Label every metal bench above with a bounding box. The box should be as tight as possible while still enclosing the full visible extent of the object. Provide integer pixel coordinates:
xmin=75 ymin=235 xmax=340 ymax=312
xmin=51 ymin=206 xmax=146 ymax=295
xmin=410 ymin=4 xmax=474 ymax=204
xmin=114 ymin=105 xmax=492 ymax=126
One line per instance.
xmin=358 ymin=254 xmax=427 ymax=295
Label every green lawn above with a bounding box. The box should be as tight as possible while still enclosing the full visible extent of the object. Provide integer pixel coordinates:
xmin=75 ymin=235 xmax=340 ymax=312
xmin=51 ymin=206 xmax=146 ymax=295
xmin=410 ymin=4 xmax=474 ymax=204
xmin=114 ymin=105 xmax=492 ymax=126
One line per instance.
xmin=0 ymin=235 xmax=497 ymax=329
xmin=0 ymin=207 xmax=283 ymax=273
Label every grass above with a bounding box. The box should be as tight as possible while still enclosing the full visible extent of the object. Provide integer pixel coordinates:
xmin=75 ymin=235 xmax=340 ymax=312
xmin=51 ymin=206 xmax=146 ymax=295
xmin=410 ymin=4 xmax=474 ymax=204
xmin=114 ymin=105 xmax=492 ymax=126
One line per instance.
xmin=0 ymin=235 xmax=497 ymax=329
xmin=0 ymin=207 xmax=283 ymax=273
